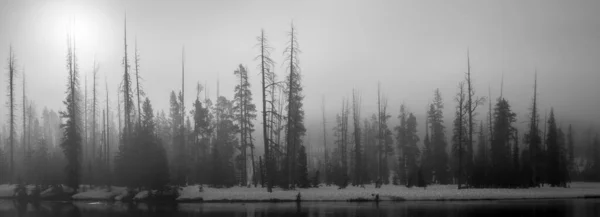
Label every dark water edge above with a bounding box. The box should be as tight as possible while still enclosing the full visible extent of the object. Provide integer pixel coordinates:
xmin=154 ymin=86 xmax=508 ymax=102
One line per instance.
xmin=1 ymin=199 xmax=600 ymax=217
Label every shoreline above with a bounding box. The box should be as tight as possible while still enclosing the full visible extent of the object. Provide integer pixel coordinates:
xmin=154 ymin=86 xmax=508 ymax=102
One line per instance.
xmin=3 ymin=194 xmax=600 ymax=203
xmin=2 ymin=195 xmax=600 ymax=203
xmin=2 ymin=182 xmax=600 ymax=203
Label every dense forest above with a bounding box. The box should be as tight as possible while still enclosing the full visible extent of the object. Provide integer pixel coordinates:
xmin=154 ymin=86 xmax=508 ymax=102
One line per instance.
xmin=1 ymin=19 xmax=599 ymax=195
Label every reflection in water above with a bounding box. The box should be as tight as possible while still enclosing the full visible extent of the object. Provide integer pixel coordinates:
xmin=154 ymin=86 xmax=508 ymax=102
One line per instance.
xmin=1 ymin=199 xmax=599 ymax=217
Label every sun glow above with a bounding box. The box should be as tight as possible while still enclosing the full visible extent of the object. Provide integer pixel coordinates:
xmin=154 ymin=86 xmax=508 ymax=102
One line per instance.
xmin=36 ymin=1 xmax=107 ymax=57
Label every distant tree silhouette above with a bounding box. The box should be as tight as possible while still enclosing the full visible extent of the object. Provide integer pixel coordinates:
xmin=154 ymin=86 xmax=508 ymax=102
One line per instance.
xmin=452 ymin=82 xmax=467 ymax=188
xmin=566 ymin=125 xmax=575 ymax=179
xmin=395 ymin=104 xmax=408 ymax=185
xmin=191 ymin=83 xmax=212 ymax=184
xmin=6 ymin=46 xmax=17 ymax=183
xmin=90 ymin=60 xmax=99 ymax=184
xmin=464 ymin=51 xmax=485 ymax=187
xmin=284 ymin=23 xmax=306 ymax=189
xmin=211 ymin=96 xmax=239 ymax=187
xmin=525 ymin=73 xmax=543 ymax=187
xmin=490 ymin=97 xmax=516 ymax=187
xmin=60 ymin=33 xmax=82 ymax=190
xmin=428 ymin=89 xmax=449 ymax=184
xmin=134 ymin=39 xmax=144 ymax=127
xmin=333 ymin=98 xmax=350 ymax=188
xmin=545 ymin=109 xmax=560 ymax=186
xmin=422 ymin=111 xmax=433 ymax=183
xmin=233 ymin=64 xmax=257 ymax=186
xmin=404 ymin=113 xmax=420 ymax=187
xmin=352 ymin=89 xmax=363 ymax=186
xmin=256 ymin=29 xmax=275 ymax=192
xmin=321 ymin=97 xmax=329 ymax=185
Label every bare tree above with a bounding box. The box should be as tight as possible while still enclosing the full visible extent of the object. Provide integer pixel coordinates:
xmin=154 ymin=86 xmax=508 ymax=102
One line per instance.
xmin=135 ymin=38 xmax=144 ymax=127
xmin=284 ymin=23 xmax=304 ymax=189
xmin=454 ymin=81 xmax=466 ymax=189
xmin=255 ymin=29 xmax=275 ymax=192
xmin=6 ymin=46 xmax=17 ymax=183
xmin=322 ymin=96 xmax=328 ymax=184
xmin=91 ymin=60 xmax=98 ymax=176
xmin=105 ymin=76 xmax=111 ymax=187
xmin=22 ymin=68 xmax=27 ymax=165
xmin=352 ymin=89 xmax=362 ymax=186
xmin=121 ymin=15 xmax=133 ymax=144
xmin=464 ymin=51 xmax=485 ymax=188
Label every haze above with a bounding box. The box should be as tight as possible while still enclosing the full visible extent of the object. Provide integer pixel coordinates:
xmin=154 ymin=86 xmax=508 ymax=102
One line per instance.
xmin=1 ymin=0 xmax=599 ymax=151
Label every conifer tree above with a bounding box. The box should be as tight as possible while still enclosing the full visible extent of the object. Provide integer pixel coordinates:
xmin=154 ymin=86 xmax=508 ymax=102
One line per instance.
xmin=396 ymin=104 xmax=408 ymax=185
xmin=352 ymin=89 xmax=362 ymax=186
xmin=60 ymin=33 xmax=82 ymax=190
xmin=428 ymin=89 xmax=449 ymax=184
xmin=233 ymin=64 xmax=257 ymax=186
xmin=405 ymin=113 xmax=420 ymax=187
xmin=6 ymin=46 xmax=17 ymax=183
xmin=545 ymin=109 xmax=560 ymax=186
xmin=526 ymin=73 xmax=543 ymax=187
xmin=284 ymin=23 xmax=306 ymax=189
xmin=490 ymin=98 xmax=516 ymax=187
xmin=567 ymin=125 xmax=575 ymax=177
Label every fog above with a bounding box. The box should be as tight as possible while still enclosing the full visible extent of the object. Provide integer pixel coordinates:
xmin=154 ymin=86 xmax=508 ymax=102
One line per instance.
xmin=1 ymin=0 xmax=599 ymax=152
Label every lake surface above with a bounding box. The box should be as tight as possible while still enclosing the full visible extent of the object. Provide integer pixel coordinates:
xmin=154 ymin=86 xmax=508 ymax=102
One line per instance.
xmin=1 ymin=199 xmax=599 ymax=217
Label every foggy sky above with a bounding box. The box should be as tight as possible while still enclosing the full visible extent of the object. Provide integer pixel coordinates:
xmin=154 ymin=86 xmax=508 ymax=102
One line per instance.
xmin=1 ymin=0 xmax=599 ymax=151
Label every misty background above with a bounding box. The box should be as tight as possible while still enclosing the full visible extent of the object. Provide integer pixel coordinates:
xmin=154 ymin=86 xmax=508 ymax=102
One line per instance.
xmin=1 ymin=0 xmax=599 ymax=155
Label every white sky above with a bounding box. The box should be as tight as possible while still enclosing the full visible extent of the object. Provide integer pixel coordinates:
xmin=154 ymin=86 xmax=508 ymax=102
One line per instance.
xmin=1 ymin=0 xmax=599 ymax=149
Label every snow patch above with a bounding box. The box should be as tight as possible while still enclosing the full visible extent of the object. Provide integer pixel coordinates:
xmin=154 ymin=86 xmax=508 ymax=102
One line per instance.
xmin=0 ymin=184 xmax=16 ymax=198
xmin=176 ymin=182 xmax=600 ymax=202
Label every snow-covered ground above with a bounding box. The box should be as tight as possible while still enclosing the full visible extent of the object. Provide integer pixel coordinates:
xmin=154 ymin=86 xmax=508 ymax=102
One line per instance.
xmin=5 ymin=182 xmax=600 ymax=202
xmin=177 ymin=182 xmax=600 ymax=202
xmin=0 ymin=185 xmax=16 ymax=198
xmin=72 ymin=187 xmax=127 ymax=200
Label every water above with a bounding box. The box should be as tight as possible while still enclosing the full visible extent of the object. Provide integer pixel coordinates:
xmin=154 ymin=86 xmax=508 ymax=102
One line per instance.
xmin=1 ymin=199 xmax=599 ymax=217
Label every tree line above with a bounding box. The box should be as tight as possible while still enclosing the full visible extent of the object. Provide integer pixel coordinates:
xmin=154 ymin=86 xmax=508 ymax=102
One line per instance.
xmin=1 ymin=20 xmax=599 ymax=193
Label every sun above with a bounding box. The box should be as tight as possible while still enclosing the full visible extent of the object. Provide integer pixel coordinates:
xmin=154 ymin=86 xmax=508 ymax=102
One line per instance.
xmin=39 ymin=1 xmax=103 ymax=55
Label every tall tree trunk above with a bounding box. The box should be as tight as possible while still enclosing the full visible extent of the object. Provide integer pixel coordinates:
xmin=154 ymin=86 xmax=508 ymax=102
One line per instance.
xmin=135 ymin=39 xmax=142 ymax=127
xmin=8 ymin=46 xmax=16 ymax=183
xmin=322 ymin=96 xmax=327 ymax=184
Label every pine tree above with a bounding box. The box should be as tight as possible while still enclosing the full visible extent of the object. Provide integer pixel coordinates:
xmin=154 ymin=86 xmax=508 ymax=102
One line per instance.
xmin=284 ymin=23 xmax=306 ymax=189
xmin=472 ymin=121 xmax=488 ymax=187
xmin=297 ymin=145 xmax=309 ymax=188
xmin=6 ymin=46 xmax=17 ymax=183
xmin=405 ymin=113 xmax=420 ymax=187
xmin=395 ymin=104 xmax=408 ymax=185
xmin=192 ymin=84 xmax=212 ymax=184
xmin=567 ymin=125 xmax=575 ymax=178
xmin=545 ymin=109 xmax=560 ymax=186
xmin=526 ymin=73 xmax=542 ymax=187
xmin=352 ymin=89 xmax=362 ymax=186
xmin=60 ymin=33 xmax=82 ymax=190
xmin=428 ymin=89 xmax=449 ymax=184
xmin=557 ymin=127 xmax=569 ymax=186
xmin=422 ymin=112 xmax=433 ymax=183
xmin=212 ymin=96 xmax=239 ymax=187
xmin=513 ymin=129 xmax=520 ymax=186
xmin=121 ymin=15 xmax=134 ymax=148
xmin=490 ymin=98 xmax=516 ymax=187
xmin=233 ymin=64 xmax=257 ymax=186
xmin=140 ymin=98 xmax=169 ymax=190
xmin=321 ymin=97 xmax=329 ymax=184
xmin=91 ymin=60 xmax=98 ymax=182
